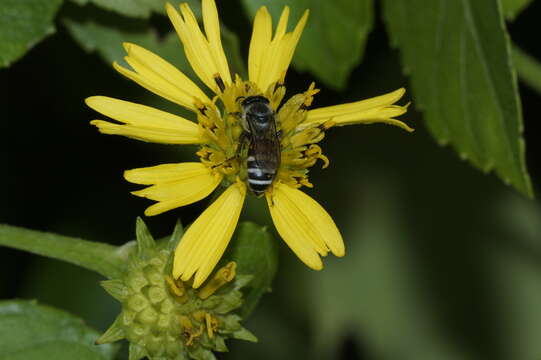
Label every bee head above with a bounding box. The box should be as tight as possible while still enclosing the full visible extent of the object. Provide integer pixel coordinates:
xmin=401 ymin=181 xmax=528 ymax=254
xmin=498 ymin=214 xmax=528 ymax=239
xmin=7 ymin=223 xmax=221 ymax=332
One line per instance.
xmin=241 ymin=96 xmax=274 ymax=133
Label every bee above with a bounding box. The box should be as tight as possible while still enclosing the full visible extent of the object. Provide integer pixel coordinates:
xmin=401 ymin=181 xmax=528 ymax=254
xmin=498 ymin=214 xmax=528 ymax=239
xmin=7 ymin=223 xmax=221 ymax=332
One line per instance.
xmin=238 ymin=95 xmax=281 ymax=196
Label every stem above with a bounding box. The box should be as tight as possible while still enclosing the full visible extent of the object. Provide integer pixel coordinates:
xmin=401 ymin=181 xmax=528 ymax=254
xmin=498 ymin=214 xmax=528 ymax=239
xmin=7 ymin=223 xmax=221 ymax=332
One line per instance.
xmin=0 ymin=224 xmax=130 ymax=279
xmin=513 ymin=45 xmax=541 ymax=95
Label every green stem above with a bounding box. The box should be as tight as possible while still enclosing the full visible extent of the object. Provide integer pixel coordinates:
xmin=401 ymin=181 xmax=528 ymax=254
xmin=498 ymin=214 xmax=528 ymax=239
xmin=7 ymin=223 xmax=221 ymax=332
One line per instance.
xmin=0 ymin=224 xmax=130 ymax=279
xmin=512 ymin=45 xmax=541 ymax=95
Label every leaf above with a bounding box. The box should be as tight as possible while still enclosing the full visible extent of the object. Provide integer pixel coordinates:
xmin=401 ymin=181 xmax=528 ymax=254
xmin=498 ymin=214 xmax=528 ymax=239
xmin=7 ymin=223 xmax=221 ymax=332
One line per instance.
xmin=222 ymin=222 xmax=278 ymax=318
xmin=382 ymin=0 xmax=533 ymax=197
xmin=0 ymin=300 xmax=117 ymax=360
xmin=309 ymin=178 xmax=541 ymax=359
xmin=0 ymin=224 xmax=128 ymax=279
xmin=501 ymin=0 xmax=533 ymax=20
xmin=0 ymin=0 xmax=63 ymax=68
xmin=63 ymin=18 xmax=192 ymax=73
xmin=64 ymin=10 xmax=245 ymax=84
xmin=222 ymin=26 xmax=247 ymax=80
xmin=68 ymin=0 xmax=200 ymax=18
xmin=241 ymin=0 xmax=373 ymax=90
xmin=512 ymin=45 xmax=541 ymax=96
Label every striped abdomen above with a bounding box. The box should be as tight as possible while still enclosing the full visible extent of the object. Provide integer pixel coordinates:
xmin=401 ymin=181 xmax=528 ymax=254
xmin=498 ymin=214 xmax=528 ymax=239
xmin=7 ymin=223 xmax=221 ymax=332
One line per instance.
xmin=246 ymin=139 xmax=279 ymax=196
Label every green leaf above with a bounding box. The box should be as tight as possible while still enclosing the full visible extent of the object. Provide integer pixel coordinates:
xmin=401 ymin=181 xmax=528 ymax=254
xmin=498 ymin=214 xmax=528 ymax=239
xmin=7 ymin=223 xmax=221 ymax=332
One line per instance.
xmin=383 ymin=0 xmax=533 ymax=197
xmin=309 ymin=178 xmax=541 ymax=359
xmin=0 ymin=224 xmax=129 ymax=279
xmin=135 ymin=217 xmax=155 ymax=256
xmin=0 ymin=300 xmax=117 ymax=359
xmin=512 ymin=45 xmax=541 ymax=96
xmin=0 ymin=0 xmax=63 ymax=68
xmin=223 ymin=222 xmax=278 ymax=318
xmin=64 ymin=18 xmax=192 ymax=72
xmin=68 ymin=0 xmax=200 ymax=18
xmin=222 ymin=26 xmax=247 ymax=80
xmin=241 ymin=0 xmax=373 ymax=90
xmin=501 ymin=0 xmax=533 ymax=20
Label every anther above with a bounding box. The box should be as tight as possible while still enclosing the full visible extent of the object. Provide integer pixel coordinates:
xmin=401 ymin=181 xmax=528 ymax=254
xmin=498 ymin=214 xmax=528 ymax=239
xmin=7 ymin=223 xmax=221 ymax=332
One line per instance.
xmin=214 ymin=74 xmax=226 ymax=92
xmin=198 ymin=262 xmax=237 ymax=299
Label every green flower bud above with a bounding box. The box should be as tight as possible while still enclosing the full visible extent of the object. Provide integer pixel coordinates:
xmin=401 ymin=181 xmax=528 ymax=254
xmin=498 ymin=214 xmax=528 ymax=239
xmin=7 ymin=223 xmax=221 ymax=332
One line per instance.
xmin=97 ymin=218 xmax=256 ymax=360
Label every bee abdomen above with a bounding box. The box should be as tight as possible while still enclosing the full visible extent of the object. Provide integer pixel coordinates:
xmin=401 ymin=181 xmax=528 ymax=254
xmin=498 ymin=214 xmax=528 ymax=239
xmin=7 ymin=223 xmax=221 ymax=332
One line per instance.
xmin=247 ymin=156 xmax=275 ymax=195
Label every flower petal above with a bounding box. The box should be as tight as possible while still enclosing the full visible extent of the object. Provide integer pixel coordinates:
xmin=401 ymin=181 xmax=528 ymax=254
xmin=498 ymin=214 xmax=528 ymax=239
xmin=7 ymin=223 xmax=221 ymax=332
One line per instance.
xmin=248 ymin=6 xmax=272 ymax=88
xmin=202 ymin=0 xmax=231 ymax=85
xmin=248 ymin=7 xmax=309 ymax=92
xmin=266 ymin=182 xmax=344 ymax=270
xmin=166 ymin=1 xmax=231 ymax=94
xmin=305 ymin=88 xmax=413 ymax=131
xmin=124 ymin=163 xmax=222 ymax=216
xmin=113 ymin=43 xmax=209 ymax=111
xmin=173 ymin=182 xmax=246 ymax=288
xmin=86 ymin=96 xmax=203 ymax=144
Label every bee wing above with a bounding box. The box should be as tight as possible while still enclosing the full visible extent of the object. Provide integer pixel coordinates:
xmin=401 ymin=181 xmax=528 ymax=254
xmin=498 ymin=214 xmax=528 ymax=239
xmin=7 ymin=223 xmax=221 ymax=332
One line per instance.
xmin=251 ymin=137 xmax=281 ymax=169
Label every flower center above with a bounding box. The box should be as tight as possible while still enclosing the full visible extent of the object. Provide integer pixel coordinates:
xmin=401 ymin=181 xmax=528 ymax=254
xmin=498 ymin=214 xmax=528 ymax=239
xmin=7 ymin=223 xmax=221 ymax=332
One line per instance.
xmin=195 ymin=76 xmax=332 ymax=194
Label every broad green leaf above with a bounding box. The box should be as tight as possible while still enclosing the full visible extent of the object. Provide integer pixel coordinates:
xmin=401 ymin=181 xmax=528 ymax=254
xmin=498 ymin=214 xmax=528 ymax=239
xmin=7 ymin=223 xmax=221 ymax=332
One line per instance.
xmin=63 ymin=19 xmax=192 ymax=73
xmin=310 ymin=179 xmax=541 ymax=359
xmin=222 ymin=26 xmax=247 ymax=80
xmin=68 ymin=0 xmax=200 ymax=18
xmin=241 ymin=0 xmax=373 ymax=90
xmin=383 ymin=0 xmax=533 ymax=197
xmin=501 ymin=0 xmax=533 ymax=20
xmin=512 ymin=45 xmax=541 ymax=95
xmin=0 ymin=0 xmax=63 ymax=68
xmin=0 ymin=300 xmax=117 ymax=360
xmin=0 ymin=224 xmax=129 ymax=279
xmin=64 ymin=17 xmax=244 ymax=92
xmin=223 ymin=222 xmax=278 ymax=318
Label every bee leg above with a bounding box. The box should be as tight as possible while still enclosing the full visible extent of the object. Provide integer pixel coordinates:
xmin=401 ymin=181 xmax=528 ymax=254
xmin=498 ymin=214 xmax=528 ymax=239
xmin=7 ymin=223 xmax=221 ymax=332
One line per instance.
xmin=236 ymin=131 xmax=250 ymax=158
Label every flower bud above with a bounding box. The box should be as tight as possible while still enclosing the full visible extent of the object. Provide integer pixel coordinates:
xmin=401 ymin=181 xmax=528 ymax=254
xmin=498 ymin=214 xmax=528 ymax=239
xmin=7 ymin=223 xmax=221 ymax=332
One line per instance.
xmin=97 ymin=218 xmax=256 ymax=360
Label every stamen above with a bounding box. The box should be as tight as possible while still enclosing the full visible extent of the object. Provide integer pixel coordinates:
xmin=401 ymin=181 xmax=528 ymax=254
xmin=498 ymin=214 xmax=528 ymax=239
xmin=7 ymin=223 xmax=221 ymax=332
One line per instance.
xmin=166 ymin=275 xmax=189 ymax=303
xmin=205 ymin=313 xmax=219 ymax=338
xmin=214 ymin=74 xmax=226 ymax=92
xmin=198 ymin=261 xmax=237 ymax=299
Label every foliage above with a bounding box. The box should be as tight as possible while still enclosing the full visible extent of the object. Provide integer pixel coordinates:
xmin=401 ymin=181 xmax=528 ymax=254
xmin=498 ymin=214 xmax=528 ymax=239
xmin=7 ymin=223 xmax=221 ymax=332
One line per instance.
xmin=1 ymin=0 xmax=541 ymax=359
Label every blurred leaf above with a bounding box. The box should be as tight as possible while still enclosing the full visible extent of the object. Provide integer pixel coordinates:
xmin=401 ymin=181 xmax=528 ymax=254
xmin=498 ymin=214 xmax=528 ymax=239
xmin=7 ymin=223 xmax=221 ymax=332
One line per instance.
xmin=310 ymin=183 xmax=474 ymax=360
xmin=222 ymin=26 xmax=247 ymax=80
xmin=241 ymin=0 xmax=373 ymax=90
xmin=0 ymin=300 xmax=117 ymax=359
xmin=223 ymin=222 xmax=278 ymax=318
xmin=65 ymin=11 xmax=247 ymax=84
xmin=512 ymin=45 xmax=541 ymax=95
xmin=68 ymin=0 xmax=200 ymax=18
xmin=383 ymin=0 xmax=533 ymax=198
xmin=0 ymin=0 xmax=63 ymax=68
xmin=64 ymin=18 xmax=192 ymax=72
xmin=501 ymin=0 xmax=533 ymax=20
xmin=0 ymin=224 xmax=128 ymax=279
xmin=310 ymin=176 xmax=541 ymax=359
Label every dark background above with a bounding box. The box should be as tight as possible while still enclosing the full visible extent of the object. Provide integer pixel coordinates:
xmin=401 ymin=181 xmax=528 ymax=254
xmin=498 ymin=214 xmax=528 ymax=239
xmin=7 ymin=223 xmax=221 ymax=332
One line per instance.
xmin=1 ymin=1 xmax=541 ymax=359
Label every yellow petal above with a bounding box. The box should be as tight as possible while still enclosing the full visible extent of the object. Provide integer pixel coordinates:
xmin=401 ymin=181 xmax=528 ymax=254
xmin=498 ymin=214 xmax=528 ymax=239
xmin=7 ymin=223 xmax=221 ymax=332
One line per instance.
xmin=266 ymin=182 xmax=344 ymax=270
xmin=248 ymin=7 xmax=309 ymax=92
xmin=166 ymin=2 xmax=230 ymax=94
xmin=124 ymin=163 xmax=222 ymax=216
xmin=86 ymin=96 xmax=203 ymax=144
xmin=112 ymin=44 xmax=209 ymax=111
xmin=202 ymin=0 xmax=231 ymax=85
xmin=248 ymin=6 xmax=272 ymax=87
xmin=305 ymin=88 xmax=413 ymax=131
xmin=173 ymin=182 xmax=246 ymax=288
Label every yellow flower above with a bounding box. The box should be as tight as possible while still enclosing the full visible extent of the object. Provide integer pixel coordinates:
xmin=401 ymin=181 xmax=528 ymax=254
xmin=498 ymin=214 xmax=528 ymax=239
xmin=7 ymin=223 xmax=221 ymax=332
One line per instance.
xmin=86 ymin=0 xmax=411 ymax=288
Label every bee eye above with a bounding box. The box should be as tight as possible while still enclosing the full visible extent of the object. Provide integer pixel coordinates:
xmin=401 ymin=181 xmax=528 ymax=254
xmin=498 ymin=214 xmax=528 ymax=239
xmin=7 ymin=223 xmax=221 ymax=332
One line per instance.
xmin=251 ymin=103 xmax=272 ymax=116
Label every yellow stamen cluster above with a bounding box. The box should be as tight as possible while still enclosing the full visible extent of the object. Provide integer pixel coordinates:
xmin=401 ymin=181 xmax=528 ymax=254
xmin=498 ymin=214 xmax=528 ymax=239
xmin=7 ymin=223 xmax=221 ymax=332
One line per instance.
xmin=193 ymin=74 xmax=332 ymax=192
